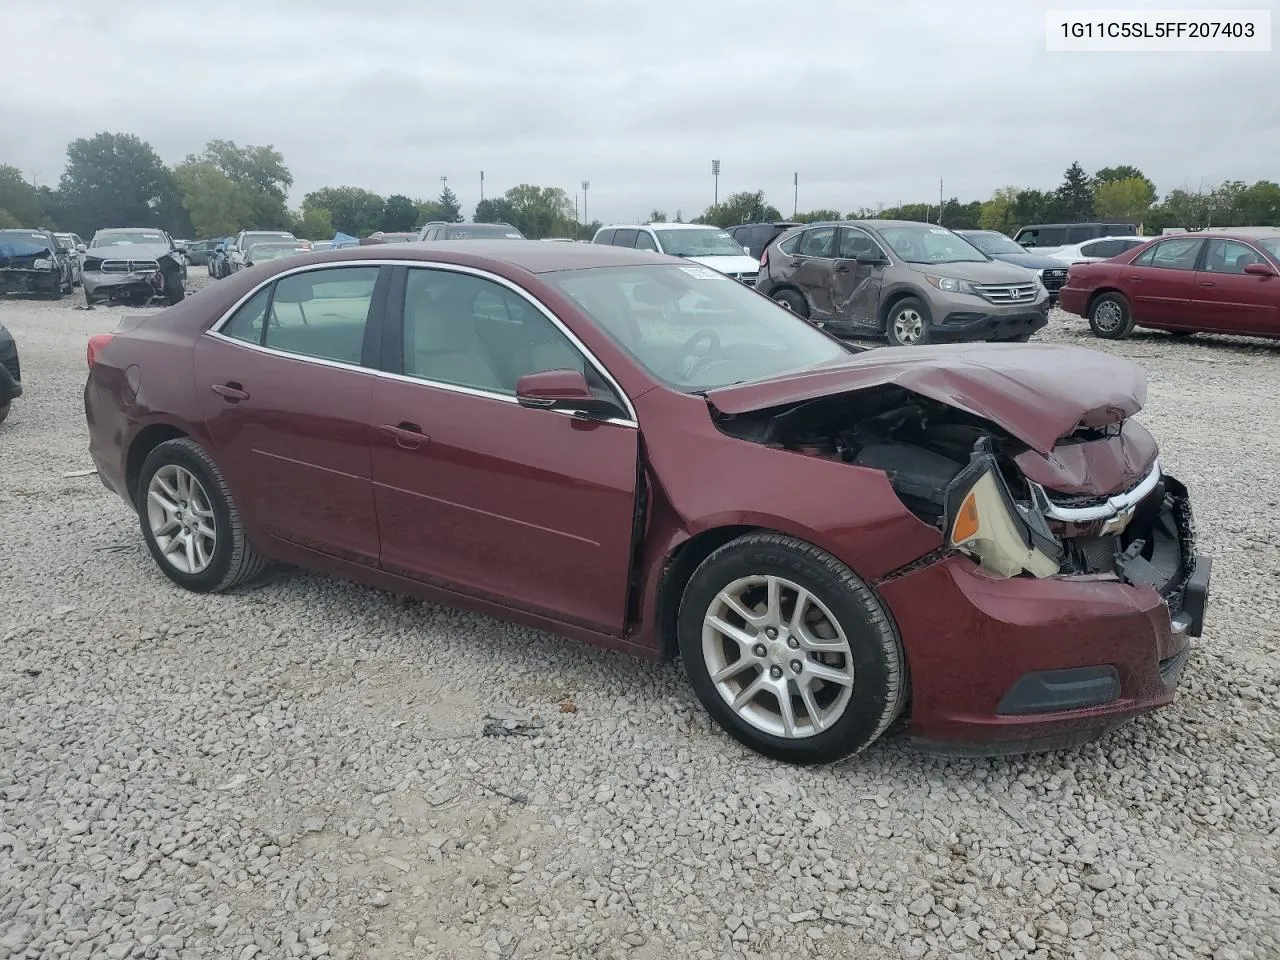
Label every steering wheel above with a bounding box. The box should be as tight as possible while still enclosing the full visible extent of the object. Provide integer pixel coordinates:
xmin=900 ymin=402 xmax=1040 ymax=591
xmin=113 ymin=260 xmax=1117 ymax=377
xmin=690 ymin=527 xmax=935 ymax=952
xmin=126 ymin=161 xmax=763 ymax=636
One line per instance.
xmin=681 ymin=329 xmax=721 ymax=355
xmin=677 ymin=329 xmax=731 ymax=383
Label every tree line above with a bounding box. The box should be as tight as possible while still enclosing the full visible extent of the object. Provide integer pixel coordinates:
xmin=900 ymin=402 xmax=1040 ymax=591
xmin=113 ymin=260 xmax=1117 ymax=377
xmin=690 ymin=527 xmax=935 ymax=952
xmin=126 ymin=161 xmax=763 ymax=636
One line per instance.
xmin=2 ymin=133 xmax=1277 ymax=242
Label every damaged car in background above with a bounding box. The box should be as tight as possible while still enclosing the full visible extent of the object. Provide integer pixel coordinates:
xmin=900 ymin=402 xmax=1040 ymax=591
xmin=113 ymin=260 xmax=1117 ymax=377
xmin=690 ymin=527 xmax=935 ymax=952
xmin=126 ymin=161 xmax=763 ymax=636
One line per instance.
xmin=0 ymin=228 xmax=75 ymax=298
xmin=82 ymin=228 xmax=186 ymax=307
xmin=83 ymin=244 xmax=1211 ymax=764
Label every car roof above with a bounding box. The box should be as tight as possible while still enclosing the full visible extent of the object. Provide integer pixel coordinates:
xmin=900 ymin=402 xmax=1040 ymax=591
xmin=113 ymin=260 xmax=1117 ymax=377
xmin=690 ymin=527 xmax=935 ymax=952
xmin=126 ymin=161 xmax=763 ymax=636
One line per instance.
xmin=600 ymin=222 xmax=724 ymax=231
xmin=241 ymin=238 xmax=676 ymax=275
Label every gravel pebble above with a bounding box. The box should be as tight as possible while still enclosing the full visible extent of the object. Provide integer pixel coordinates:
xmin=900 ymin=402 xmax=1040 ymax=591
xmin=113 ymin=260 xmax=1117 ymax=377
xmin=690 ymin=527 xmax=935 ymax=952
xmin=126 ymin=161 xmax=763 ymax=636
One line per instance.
xmin=1 ymin=289 xmax=1277 ymax=958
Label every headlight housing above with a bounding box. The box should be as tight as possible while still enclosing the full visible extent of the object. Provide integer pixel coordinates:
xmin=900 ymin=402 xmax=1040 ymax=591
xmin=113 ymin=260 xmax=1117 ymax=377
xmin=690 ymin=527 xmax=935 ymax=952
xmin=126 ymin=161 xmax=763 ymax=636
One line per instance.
xmin=943 ymin=438 xmax=1062 ymax=578
xmin=924 ymin=274 xmax=974 ymax=295
xmin=33 ymin=258 xmax=52 ymax=270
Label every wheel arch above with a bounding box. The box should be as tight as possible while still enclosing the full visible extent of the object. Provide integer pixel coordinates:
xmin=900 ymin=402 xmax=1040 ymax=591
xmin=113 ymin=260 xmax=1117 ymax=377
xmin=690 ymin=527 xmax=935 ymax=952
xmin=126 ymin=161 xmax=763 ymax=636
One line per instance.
xmin=126 ymin=422 xmax=189 ymax=502
xmin=1085 ymin=286 xmax=1128 ymax=314
xmin=878 ymin=286 xmax=929 ymax=331
xmin=656 ymin=524 xmax=762 ymax=660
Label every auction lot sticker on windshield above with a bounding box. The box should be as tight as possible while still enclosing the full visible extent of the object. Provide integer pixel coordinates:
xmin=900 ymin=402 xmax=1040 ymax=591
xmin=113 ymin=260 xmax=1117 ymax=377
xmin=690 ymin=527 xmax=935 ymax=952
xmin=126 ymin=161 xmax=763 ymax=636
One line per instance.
xmin=679 ymin=266 xmax=726 ymax=280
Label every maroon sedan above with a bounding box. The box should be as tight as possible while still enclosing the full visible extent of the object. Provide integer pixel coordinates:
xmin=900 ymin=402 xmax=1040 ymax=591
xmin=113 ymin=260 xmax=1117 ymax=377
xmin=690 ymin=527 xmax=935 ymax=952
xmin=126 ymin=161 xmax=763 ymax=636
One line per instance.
xmin=84 ymin=242 xmax=1211 ymax=763
xmin=1059 ymin=231 xmax=1280 ymax=340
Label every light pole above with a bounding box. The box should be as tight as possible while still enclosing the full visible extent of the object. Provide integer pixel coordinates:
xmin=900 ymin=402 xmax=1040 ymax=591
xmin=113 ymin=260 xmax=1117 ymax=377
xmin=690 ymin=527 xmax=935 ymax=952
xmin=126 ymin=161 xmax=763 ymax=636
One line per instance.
xmin=581 ymin=181 xmax=590 ymax=226
xmin=480 ymin=170 xmax=484 ymax=202
xmin=793 ymin=172 xmax=798 ymax=218
xmin=712 ymin=160 xmax=720 ymax=207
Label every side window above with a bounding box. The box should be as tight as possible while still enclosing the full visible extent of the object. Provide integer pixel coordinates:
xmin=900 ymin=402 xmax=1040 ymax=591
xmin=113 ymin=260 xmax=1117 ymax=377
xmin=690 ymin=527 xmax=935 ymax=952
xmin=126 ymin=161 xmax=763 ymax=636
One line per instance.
xmin=746 ymin=226 xmax=770 ymax=252
xmin=401 ymin=269 xmax=587 ymax=396
xmin=221 ymin=287 xmax=271 ymax=344
xmin=1038 ymin=228 xmax=1067 ymax=246
xmin=1139 ymin=238 xmax=1203 ymax=270
xmin=1066 ymin=226 xmax=1094 ymax=244
xmin=1080 ymin=240 xmax=1113 ymax=258
xmin=594 ymin=229 xmax=615 ymax=245
xmin=1016 ymin=229 xmax=1038 ymax=247
xmin=777 ymin=233 xmax=801 ymax=255
xmin=612 ymin=229 xmax=638 ymax=247
xmin=798 ymin=227 xmax=836 ymax=258
xmin=1203 ymin=239 xmax=1264 ymax=274
xmin=262 ymin=267 xmax=380 ymax=364
xmin=836 ymin=227 xmax=881 ymax=259
xmin=633 ymin=230 xmax=659 ymax=252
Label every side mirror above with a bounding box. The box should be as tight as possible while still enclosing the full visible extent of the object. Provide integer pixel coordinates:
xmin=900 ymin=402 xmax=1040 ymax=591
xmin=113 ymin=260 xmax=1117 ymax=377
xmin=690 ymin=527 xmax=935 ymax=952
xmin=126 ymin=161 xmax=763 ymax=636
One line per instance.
xmin=742 ymin=246 xmax=751 ymax=256
xmin=515 ymin=368 xmax=622 ymax=419
xmin=1243 ymin=262 xmax=1276 ymax=277
xmin=76 ymin=244 xmax=86 ymax=253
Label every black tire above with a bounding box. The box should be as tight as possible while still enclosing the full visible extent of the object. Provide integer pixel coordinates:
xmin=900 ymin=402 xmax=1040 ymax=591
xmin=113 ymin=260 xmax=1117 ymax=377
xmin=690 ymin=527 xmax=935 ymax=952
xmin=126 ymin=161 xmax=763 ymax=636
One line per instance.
xmin=772 ymin=288 xmax=809 ymax=318
xmin=0 ymin=401 xmax=9 ymax=426
xmin=48 ymin=277 xmax=63 ymax=301
xmin=84 ymin=286 xmax=95 ymax=307
xmin=163 ymin=270 xmax=185 ymax=305
xmin=677 ymin=532 xmax=907 ymax=765
xmin=61 ymin=269 xmax=73 ymax=294
xmin=885 ymin=296 xmax=932 ymax=347
xmin=1088 ymin=292 xmax=1134 ymax=339
xmin=136 ymin=437 xmax=269 ymax=593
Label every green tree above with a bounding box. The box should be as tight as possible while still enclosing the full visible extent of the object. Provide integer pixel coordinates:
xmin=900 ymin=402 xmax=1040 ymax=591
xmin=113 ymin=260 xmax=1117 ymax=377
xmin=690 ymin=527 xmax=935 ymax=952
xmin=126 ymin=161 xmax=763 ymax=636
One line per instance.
xmin=292 ymin=205 xmax=333 ymax=241
xmin=979 ymin=187 xmax=1020 ymax=233
xmin=494 ymin=185 xmax=576 ymax=238
xmin=1147 ymin=188 xmax=1213 ymax=232
xmin=57 ymin=132 xmax=184 ymax=237
xmin=184 ymin=139 xmax=292 ymax=230
xmin=382 ymin=194 xmax=420 ymax=232
xmin=1094 ymin=177 xmax=1156 ymax=223
xmin=648 ymin=209 xmax=668 ymax=222
xmin=0 ymin=166 xmax=47 ymax=227
xmin=172 ymin=162 xmax=255 ymax=237
xmin=437 ymin=186 xmax=463 ymax=223
xmin=1093 ymin=165 xmax=1156 ymax=202
xmin=794 ymin=209 xmax=842 ymax=223
xmin=0 ymin=208 xmax=20 ymax=228
xmin=1233 ymin=180 xmax=1280 ymax=225
xmin=1054 ymin=161 xmax=1094 ymax=221
xmin=302 ymin=186 xmax=385 ymax=236
xmin=697 ymin=191 xmax=781 ymax=228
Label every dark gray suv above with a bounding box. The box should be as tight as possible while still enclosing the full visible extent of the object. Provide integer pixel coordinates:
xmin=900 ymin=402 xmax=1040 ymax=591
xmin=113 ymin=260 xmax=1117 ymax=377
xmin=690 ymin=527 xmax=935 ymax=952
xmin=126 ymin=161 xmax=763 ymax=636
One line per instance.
xmin=754 ymin=220 xmax=1050 ymax=346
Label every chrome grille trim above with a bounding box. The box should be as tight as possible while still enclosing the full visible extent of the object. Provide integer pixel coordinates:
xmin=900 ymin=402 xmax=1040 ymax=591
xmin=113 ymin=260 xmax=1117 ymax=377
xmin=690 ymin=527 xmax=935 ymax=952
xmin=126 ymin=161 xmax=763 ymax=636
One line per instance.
xmin=972 ymin=281 xmax=1039 ymax=303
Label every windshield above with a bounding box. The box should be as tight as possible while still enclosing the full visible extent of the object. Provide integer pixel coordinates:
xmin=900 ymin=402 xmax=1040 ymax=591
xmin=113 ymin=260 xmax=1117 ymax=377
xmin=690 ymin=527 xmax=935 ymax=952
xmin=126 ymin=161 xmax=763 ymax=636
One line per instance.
xmin=91 ymin=231 xmax=168 ymax=247
xmin=544 ymin=264 xmax=851 ymax=391
xmin=242 ymin=232 xmax=294 ymax=246
xmin=962 ymin=232 xmax=1024 ymax=256
xmin=876 ymin=224 xmax=988 ymax=264
xmin=449 ymin=224 xmax=524 ymax=239
xmin=654 ymin=228 xmax=745 ymax=258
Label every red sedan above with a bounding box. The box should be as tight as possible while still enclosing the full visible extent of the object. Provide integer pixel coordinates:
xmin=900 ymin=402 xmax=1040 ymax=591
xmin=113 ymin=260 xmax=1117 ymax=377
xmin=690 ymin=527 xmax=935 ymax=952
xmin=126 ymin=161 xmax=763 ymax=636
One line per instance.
xmin=1059 ymin=231 xmax=1280 ymax=340
xmin=84 ymin=242 xmax=1210 ymax=763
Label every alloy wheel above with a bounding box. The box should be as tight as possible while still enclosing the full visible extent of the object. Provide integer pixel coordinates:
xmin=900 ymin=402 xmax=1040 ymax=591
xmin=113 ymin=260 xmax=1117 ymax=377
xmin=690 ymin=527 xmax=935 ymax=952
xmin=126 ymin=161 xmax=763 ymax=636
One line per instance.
xmin=145 ymin=464 xmax=217 ymax=574
xmin=1093 ymin=299 xmax=1124 ymax=333
xmin=892 ymin=309 xmax=925 ymax=345
xmin=701 ymin=575 xmax=855 ymax=739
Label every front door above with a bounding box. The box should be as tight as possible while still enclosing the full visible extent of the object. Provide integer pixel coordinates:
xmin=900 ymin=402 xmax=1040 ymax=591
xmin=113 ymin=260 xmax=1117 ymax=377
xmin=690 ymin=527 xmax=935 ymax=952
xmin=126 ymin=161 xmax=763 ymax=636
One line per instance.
xmin=1192 ymin=238 xmax=1280 ymax=335
xmin=1123 ymin=237 xmax=1204 ymax=326
xmin=194 ymin=264 xmax=388 ymax=565
xmin=369 ymin=265 xmax=640 ymax=633
xmin=832 ymin=226 xmax=886 ymax=327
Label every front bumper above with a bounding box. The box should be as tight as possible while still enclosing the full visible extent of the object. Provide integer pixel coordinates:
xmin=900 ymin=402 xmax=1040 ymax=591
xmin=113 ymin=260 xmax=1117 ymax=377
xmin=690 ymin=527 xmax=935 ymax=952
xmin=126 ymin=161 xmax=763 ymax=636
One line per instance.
xmin=878 ymin=546 xmax=1210 ymax=756
xmin=0 ymin=269 xmax=58 ymax=294
xmin=0 ymin=355 xmax=21 ymax=405
xmin=84 ymin=270 xmax=162 ymax=301
xmin=931 ymin=308 xmax=1050 ymax=342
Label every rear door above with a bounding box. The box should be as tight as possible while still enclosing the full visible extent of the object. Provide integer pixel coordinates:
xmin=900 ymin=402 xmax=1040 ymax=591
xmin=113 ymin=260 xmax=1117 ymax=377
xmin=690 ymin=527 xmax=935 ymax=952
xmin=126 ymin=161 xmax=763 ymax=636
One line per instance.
xmin=831 ymin=226 xmax=886 ymax=326
xmin=783 ymin=226 xmax=839 ymax=317
xmin=1192 ymin=239 xmax=1280 ymax=334
xmin=194 ymin=264 xmax=390 ymax=564
xmin=367 ymin=264 xmax=640 ymax=632
xmin=1122 ymin=237 xmax=1204 ymax=326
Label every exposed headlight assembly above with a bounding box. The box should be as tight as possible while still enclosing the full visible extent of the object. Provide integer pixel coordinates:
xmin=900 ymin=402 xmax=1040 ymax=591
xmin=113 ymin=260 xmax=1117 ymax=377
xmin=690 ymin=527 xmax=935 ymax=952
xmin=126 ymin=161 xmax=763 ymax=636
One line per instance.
xmin=33 ymin=258 xmax=52 ymax=270
xmin=943 ymin=438 xmax=1063 ymax=578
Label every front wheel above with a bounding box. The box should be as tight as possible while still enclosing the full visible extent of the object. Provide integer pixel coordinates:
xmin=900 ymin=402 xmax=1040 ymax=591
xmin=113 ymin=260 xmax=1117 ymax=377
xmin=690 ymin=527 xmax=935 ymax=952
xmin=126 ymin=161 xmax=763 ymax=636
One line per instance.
xmin=163 ymin=270 xmax=185 ymax=305
xmin=0 ymin=401 xmax=10 ymax=426
xmin=1088 ymin=292 xmax=1134 ymax=339
xmin=678 ymin=533 xmax=907 ymax=764
xmin=136 ymin=438 xmax=268 ymax=593
xmin=885 ymin=297 xmax=932 ymax=346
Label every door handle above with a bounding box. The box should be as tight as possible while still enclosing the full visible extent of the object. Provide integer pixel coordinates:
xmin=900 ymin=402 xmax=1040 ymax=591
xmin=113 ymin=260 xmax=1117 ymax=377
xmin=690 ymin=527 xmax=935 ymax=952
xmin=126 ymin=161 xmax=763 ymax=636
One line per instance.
xmin=1125 ymin=276 xmax=1142 ymax=282
xmin=1198 ymin=281 xmax=1216 ymax=287
xmin=835 ymin=263 xmax=850 ymax=272
xmin=380 ymin=422 xmax=429 ymax=449
xmin=211 ymin=382 xmax=249 ymax=402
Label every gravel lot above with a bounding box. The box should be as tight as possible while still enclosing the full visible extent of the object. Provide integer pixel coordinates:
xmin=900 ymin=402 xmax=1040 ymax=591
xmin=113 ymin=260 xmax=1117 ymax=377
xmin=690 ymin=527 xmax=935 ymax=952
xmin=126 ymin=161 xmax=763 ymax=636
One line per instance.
xmin=2 ymin=276 xmax=1278 ymax=960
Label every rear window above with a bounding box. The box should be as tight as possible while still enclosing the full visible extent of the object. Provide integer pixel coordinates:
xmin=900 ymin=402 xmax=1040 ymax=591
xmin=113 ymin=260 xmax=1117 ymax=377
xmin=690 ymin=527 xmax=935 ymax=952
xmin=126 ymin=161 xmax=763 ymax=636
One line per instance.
xmin=446 ymin=224 xmax=524 ymax=239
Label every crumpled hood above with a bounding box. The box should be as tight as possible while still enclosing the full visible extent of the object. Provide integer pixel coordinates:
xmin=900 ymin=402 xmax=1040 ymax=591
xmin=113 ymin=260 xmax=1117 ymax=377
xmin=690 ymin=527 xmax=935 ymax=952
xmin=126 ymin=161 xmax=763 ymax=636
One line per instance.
xmin=706 ymin=342 xmax=1146 ymax=455
xmin=0 ymin=238 xmax=54 ymax=266
xmin=84 ymin=243 xmax=173 ymax=264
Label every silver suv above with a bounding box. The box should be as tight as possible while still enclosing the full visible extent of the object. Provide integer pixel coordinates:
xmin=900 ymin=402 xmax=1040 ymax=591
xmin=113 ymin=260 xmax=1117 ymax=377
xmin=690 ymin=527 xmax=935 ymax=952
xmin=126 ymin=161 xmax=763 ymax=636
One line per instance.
xmin=754 ymin=220 xmax=1050 ymax=346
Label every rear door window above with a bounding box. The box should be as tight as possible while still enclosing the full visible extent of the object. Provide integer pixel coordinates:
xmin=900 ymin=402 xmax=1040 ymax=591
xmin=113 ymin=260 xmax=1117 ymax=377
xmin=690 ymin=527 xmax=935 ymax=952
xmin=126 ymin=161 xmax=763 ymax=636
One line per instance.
xmin=594 ymin=229 xmax=616 ymax=245
xmin=612 ymin=229 xmax=638 ymax=247
xmin=1133 ymin=238 xmax=1204 ymax=270
xmin=633 ymin=231 xmax=658 ymax=251
xmin=797 ymin=227 xmax=836 ymax=258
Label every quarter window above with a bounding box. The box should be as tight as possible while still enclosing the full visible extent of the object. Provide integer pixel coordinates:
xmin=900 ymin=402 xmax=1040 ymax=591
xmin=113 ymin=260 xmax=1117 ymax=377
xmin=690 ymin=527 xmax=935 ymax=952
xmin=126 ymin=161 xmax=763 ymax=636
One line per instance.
xmin=221 ymin=287 xmax=272 ymax=345
xmin=401 ymin=268 xmax=587 ymax=396
xmin=260 ymin=267 xmax=379 ymax=364
xmin=777 ymin=233 xmax=802 ymax=255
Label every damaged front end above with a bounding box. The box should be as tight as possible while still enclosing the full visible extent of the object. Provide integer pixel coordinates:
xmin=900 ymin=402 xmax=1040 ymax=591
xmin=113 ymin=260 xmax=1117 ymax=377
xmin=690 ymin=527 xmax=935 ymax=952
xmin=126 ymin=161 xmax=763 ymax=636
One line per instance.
xmin=712 ymin=384 xmax=1210 ymax=639
xmin=82 ymin=247 xmax=182 ymax=306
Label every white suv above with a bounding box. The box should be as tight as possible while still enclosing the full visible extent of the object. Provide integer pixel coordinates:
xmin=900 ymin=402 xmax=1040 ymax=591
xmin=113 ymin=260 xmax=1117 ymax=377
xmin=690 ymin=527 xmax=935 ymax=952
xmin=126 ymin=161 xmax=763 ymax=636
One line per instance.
xmin=592 ymin=223 xmax=760 ymax=284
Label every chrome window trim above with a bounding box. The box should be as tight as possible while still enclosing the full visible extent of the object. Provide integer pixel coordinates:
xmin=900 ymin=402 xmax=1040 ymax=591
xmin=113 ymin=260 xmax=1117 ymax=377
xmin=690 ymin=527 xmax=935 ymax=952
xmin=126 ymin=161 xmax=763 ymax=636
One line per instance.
xmin=1201 ymin=236 xmax=1274 ymax=274
xmin=203 ymin=257 xmax=640 ymax=426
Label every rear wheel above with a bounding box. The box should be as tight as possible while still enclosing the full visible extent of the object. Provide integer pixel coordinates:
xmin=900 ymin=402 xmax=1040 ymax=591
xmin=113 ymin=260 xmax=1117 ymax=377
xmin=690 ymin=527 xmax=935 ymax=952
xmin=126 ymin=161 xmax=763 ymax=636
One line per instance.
xmin=678 ymin=533 xmax=906 ymax=764
xmin=137 ymin=438 xmax=268 ymax=593
xmin=772 ymin=289 xmax=809 ymax=318
xmin=1088 ymin=292 xmax=1134 ymax=339
xmin=0 ymin=401 xmax=10 ymax=426
xmin=885 ymin=297 xmax=932 ymax=346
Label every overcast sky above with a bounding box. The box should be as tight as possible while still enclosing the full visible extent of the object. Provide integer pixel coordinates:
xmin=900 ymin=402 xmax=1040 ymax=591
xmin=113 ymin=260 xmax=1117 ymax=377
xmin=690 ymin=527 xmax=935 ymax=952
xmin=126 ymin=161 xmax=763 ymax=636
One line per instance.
xmin=3 ymin=0 xmax=1276 ymax=223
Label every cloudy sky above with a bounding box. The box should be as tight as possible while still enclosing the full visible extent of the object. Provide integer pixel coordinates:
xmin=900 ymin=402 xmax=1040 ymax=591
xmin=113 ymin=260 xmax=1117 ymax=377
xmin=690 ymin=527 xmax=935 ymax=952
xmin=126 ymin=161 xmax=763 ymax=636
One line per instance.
xmin=3 ymin=0 xmax=1276 ymax=222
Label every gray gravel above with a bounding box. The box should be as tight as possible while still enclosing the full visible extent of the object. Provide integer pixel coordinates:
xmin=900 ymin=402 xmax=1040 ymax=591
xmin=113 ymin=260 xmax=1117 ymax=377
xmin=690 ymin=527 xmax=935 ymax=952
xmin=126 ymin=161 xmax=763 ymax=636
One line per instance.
xmin=2 ymin=280 xmax=1278 ymax=960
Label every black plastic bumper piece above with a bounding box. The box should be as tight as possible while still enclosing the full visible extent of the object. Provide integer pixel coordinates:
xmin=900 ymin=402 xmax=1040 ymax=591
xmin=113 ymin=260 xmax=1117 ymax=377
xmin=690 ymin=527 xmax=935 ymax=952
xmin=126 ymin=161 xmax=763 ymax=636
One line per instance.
xmin=1180 ymin=554 xmax=1211 ymax=639
xmin=995 ymin=664 xmax=1121 ymax=716
xmin=934 ymin=310 xmax=1050 ymax=342
xmin=0 ymin=364 xmax=20 ymax=404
